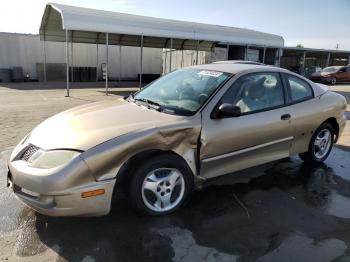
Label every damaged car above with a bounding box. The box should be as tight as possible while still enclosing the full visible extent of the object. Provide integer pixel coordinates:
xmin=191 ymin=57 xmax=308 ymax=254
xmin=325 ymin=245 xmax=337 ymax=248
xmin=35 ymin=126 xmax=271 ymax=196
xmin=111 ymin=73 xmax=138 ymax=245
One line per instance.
xmin=7 ymin=63 xmax=347 ymax=216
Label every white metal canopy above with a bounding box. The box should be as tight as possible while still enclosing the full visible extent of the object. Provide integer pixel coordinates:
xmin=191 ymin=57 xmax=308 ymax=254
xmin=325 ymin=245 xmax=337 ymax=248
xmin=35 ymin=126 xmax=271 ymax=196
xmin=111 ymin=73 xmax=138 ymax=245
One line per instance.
xmin=39 ymin=3 xmax=284 ymax=97
xmin=40 ymin=3 xmax=284 ymax=50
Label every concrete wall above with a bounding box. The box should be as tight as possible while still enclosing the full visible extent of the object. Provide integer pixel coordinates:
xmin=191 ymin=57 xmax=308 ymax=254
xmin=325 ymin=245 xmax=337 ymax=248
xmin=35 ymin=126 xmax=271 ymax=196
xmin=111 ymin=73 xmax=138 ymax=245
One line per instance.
xmin=0 ymin=32 xmax=162 ymax=80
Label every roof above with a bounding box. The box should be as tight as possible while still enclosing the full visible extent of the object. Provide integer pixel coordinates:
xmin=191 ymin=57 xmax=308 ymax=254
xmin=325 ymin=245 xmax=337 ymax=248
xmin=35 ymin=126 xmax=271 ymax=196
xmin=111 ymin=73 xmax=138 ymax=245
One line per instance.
xmin=213 ymin=60 xmax=265 ymax=65
xmin=284 ymin=46 xmax=350 ymax=53
xmin=188 ymin=63 xmax=287 ymax=74
xmin=39 ymin=3 xmax=284 ymax=51
xmin=284 ymin=46 xmax=350 ymax=56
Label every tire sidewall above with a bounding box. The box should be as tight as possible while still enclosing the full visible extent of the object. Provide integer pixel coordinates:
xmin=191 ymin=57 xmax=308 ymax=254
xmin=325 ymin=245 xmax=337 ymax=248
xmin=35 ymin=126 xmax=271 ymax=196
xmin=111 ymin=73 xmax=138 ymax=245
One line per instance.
xmin=129 ymin=154 xmax=193 ymax=215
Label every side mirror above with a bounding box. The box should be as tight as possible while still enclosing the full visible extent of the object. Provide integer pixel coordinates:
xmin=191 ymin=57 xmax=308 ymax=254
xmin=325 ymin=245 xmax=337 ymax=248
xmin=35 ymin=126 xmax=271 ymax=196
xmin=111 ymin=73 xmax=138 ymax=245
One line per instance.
xmin=213 ymin=103 xmax=241 ymax=118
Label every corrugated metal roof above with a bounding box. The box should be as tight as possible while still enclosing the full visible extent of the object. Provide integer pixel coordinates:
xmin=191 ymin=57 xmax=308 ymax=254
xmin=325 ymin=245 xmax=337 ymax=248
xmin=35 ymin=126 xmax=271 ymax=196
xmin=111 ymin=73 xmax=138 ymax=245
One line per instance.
xmin=39 ymin=3 xmax=284 ymax=50
xmin=284 ymin=46 xmax=350 ymax=55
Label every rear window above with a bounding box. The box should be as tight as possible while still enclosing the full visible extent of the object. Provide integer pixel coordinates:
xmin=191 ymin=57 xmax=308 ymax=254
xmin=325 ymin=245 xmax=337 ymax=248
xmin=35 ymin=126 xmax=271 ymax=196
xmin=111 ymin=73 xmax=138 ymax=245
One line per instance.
xmin=286 ymin=75 xmax=313 ymax=102
xmin=321 ymin=66 xmax=339 ymax=73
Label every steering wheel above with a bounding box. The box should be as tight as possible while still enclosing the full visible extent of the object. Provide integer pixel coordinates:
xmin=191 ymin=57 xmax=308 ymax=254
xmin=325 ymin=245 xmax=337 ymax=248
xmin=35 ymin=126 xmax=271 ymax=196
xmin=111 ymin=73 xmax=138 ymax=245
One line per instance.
xmin=198 ymin=93 xmax=209 ymax=104
xmin=176 ymin=83 xmax=195 ymax=100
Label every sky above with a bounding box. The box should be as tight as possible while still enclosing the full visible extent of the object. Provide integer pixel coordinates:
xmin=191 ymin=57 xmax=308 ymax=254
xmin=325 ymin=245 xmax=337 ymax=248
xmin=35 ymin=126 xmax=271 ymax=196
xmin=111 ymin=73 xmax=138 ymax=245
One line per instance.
xmin=0 ymin=0 xmax=349 ymax=50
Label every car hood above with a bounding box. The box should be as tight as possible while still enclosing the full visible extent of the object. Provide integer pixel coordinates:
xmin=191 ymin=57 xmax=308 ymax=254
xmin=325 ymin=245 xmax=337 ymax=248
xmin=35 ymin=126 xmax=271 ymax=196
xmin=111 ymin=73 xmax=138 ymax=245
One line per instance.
xmin=27 ymin=98 xmax=182 ymax=151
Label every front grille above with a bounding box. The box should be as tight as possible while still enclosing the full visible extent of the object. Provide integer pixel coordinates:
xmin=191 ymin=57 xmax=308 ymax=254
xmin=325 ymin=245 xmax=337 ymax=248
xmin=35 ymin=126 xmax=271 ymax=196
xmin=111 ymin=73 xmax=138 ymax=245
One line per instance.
xmin=20 ymin=145 xmax=40 ymax=161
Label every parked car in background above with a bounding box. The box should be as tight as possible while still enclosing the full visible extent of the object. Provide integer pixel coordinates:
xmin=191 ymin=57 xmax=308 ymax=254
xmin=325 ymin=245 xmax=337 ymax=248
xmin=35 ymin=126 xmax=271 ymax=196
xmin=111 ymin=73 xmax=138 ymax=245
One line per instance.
xmin=310 ymin=65 xmax=350 ymax=85
xmin=7 ymin=63 xmax=347 ymax=216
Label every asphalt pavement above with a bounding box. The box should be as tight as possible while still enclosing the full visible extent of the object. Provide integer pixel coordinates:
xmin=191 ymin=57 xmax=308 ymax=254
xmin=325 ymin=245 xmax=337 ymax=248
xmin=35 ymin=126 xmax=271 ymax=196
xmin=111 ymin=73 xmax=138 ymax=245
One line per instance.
xmin=1 ymin=147 xmax=350 ymax=261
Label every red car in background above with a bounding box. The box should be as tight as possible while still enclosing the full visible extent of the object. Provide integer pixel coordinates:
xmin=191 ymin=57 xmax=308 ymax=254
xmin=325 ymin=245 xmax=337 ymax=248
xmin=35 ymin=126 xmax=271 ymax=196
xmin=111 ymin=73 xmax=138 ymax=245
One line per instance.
xmin=310 ymin=65 xmax=350 ymax=85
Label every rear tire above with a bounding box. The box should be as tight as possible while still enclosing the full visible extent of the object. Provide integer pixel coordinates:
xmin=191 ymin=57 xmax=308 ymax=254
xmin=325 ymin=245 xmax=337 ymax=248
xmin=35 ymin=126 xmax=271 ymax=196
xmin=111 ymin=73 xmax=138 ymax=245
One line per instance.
xmin=128 ymin=154 xmax=193 ymax=215
xmin=330 ymin=77 xmax=337 ymax=85
xmin=299 ymin=122 xmax=334 ymax=163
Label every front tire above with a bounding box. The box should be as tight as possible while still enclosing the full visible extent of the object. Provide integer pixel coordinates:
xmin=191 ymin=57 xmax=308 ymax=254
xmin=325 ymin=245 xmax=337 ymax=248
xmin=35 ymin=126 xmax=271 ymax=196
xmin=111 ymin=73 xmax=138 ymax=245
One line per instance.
xmin=330 ymin=77 xmax=337 ymax=85
xmin=128 ymin=154 xmax=193 ymax=215
xmin=299 ymin=123 xmax=334 ymax=163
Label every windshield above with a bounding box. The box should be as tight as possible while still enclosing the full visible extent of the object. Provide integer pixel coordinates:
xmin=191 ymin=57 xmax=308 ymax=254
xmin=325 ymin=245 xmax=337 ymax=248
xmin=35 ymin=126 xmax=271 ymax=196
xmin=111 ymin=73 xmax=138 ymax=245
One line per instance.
xmin=321 ymin=66 xmax=340 ymax=73
xmin=132 ymin=69 xmax=231 ymax=116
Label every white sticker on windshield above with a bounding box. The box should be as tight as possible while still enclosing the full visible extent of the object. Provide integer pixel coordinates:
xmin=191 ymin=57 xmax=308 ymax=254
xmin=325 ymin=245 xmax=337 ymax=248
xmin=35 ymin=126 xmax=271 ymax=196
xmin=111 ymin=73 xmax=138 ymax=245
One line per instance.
xmin=198 ymin=70 xmax=223 ymax=77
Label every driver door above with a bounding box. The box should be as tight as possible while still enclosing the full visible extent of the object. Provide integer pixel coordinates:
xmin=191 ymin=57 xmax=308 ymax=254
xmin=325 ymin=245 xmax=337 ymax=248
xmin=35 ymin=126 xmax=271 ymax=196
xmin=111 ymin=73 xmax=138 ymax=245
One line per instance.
xmin=339 ymin=66 xmax=350 ymax=82
xmin=337 ymin=67 xmax=348 ymax=82
xmin=199 ymin=72 xmax=294 ymax=179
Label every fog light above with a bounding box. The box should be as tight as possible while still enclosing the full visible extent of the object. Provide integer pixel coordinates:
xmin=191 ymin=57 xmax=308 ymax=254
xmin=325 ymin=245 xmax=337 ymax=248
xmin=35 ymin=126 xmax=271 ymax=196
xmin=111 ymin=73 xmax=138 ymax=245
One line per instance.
xmin=81 ymin=189 xmax=105 ymax=198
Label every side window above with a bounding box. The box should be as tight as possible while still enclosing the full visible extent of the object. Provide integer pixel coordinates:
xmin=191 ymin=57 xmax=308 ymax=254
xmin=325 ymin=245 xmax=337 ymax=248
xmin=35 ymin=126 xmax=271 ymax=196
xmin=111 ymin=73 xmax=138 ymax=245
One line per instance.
xmin=286 ymin=75 xmax=313 ymax=102
xmin=221 ymin=72 xmax=285 ymax=114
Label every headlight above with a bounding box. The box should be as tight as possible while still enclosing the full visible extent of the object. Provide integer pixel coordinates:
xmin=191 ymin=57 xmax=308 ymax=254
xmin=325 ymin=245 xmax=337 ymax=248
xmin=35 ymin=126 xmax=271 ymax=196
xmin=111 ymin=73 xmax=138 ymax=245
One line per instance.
xmin=28 ymin=150 xmax=80 ymax=169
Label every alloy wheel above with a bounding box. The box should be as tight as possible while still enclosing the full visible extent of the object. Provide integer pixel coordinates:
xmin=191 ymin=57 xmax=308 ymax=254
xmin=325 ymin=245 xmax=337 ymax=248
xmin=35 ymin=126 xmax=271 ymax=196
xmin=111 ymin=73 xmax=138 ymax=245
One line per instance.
xmin=141 ymin=168 xmax=185 ymax=212
xmin=313 ymin=129 xmax=332 ymax=159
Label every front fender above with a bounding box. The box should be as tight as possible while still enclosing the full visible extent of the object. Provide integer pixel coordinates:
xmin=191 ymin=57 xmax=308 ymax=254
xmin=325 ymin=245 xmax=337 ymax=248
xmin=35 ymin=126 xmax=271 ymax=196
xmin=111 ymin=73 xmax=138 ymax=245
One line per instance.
xmin=80 ymin=122 xmax=201 ymax=181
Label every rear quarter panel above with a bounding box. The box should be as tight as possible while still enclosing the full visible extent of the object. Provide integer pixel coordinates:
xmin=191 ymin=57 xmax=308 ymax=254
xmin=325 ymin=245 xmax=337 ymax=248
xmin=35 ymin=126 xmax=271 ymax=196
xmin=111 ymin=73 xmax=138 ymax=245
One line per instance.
xmin=289 ymin=90 xmax=347 ymax=155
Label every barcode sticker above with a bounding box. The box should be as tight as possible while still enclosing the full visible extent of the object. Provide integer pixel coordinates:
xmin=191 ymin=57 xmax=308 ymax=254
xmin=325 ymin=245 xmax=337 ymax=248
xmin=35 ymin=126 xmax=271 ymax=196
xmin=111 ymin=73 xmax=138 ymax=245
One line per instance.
xmin=198 ymin=71 xmax=223 ymax=77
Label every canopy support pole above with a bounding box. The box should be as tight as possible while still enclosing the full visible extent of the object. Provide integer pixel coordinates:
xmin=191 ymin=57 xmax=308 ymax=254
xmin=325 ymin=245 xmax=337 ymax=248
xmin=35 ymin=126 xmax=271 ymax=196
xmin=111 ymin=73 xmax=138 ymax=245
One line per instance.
xmin=226 ymin=44 xmax=229 ymax=60
xmin=65 ymin=29 xmax=70 ymax=97
xmin=326 ymin=53 xmax=330 ymax=67
xmin=302 ymin=51 xmax=306 ymax=70
xmin=196 ymin=40 xmax=199 ymax=65
xmin=169 ymin=38 xmax=173 ymax=72
xmin=180 ymin=39 xmax=186 ymax=68
xmin=43 ymin=39 xmax=47 ymax=82
xmin=244 ymin=45 xmax=248 ymax=60
xmin=139 ymin=34 xmax=143 ymax=88
xmin=181 ymin=49 xmax=184 ymax=68
xmin=210 ymin=43 xmax=216 ymax=61
xmin=163 ymin=39 xmax=169 ymax=74
xmin=105 ymin=32 xmax=109 ymax=95
xmin=163 ymin=49 xmax=167 ymax=74
xmin=163 ymin=49 xmax=168 ymax=74
xmin=278 ymin=48 xmax=282 ymax=67
xmin=119 ymin=45 xmax=122 ymax=83
xmin=71 ymin=32 xmax=74 ymax=82
xmin=262 ymin=47 xmax=266 ymax=64
xmin=96 ymin=44 xmax=99 ymax=82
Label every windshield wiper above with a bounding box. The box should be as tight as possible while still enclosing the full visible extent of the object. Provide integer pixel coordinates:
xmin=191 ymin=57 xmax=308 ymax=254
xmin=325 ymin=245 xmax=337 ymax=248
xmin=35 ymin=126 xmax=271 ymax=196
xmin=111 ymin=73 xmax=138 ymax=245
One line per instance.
xmin=125 ymin=93 xmax=135 ymax=102
xmin=134 ymin=98 xmax=163 ymax=111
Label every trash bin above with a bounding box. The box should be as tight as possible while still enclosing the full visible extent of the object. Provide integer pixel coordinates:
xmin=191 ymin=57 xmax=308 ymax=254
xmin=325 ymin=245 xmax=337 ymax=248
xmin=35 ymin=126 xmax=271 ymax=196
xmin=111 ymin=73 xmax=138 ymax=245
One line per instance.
xmin=12 ymin=67 xmax=24 ymax=82
xmin=0 ymin=69 xmax=12 ymax=82
xmin=89 ymin=67 xmax=97 ymax=81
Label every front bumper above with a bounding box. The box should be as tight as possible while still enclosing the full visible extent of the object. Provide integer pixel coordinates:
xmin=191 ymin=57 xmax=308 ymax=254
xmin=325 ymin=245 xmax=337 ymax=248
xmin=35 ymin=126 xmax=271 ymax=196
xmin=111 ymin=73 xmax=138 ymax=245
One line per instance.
xmin=7 ymin=157 xmax=116 ymax=217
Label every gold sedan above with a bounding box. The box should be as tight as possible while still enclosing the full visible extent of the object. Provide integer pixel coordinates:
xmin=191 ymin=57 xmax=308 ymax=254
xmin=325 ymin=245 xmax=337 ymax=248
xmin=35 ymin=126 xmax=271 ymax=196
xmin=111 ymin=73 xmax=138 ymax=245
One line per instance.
xmin=7 ymin=63 xmax=347 ymax=216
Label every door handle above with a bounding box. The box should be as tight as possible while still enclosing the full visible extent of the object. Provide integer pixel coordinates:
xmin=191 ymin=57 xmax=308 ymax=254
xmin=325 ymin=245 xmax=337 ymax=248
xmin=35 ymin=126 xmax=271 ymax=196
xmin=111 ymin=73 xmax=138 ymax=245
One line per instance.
xmin=281 ymin=114 xmax=291 ymax=120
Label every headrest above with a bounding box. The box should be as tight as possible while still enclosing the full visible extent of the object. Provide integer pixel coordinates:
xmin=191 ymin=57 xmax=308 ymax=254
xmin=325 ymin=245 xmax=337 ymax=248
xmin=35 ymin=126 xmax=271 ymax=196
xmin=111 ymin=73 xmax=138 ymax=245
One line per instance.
xmin=246 ymin=77 xmax=266 ymax=99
